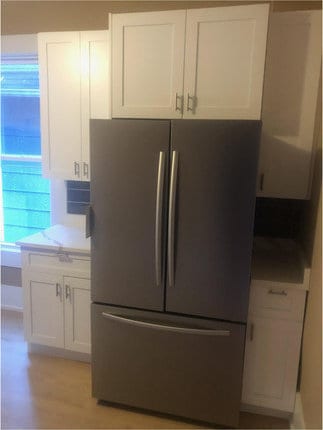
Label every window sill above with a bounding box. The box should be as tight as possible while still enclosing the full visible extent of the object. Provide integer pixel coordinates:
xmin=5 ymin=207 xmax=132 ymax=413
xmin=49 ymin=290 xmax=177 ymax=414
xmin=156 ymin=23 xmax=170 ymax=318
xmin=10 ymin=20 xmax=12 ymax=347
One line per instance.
xmin=1 ymin=243 xmax=21 ymax=268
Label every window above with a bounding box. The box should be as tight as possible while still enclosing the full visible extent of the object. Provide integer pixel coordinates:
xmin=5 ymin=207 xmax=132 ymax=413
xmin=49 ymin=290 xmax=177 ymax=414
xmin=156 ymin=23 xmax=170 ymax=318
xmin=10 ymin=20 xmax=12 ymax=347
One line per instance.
xmin=0 ymin=55 xmax=51 ymax=243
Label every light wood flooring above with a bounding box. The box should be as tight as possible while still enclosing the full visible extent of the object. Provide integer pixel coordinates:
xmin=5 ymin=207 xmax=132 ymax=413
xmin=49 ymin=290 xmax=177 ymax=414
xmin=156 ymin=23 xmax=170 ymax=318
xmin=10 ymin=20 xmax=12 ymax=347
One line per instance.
xmin=1 ymin=309 xmax=290 ymax=429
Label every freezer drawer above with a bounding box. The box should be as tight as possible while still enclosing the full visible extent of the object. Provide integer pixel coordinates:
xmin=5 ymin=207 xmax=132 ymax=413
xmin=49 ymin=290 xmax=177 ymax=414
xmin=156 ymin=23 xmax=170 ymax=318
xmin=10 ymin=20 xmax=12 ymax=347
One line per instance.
xmin=92 ymin=304 xmax=246 ymax=427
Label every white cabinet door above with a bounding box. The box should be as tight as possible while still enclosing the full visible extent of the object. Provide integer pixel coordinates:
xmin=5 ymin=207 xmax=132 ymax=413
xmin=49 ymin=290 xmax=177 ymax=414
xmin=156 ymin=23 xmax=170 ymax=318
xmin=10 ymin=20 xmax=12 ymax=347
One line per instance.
xmin=63 ymin=276 xmax=91 ymax=354
xmin=242 ymin=316 xmax=303 ymax=412
xmin=24 ymin=273 xmax=64 ymax=348
xmin=80 ymin=31 xmax=111 ymax=180
xmin=38 ymin=32 xmax=82 ymax=180
xmin=257 ymin=11 xmax=321 ymax=199
xmin=112 ymin=10 xmax=186 ymax=118
xmin=183 ymin=4 xmax=269 ymax=119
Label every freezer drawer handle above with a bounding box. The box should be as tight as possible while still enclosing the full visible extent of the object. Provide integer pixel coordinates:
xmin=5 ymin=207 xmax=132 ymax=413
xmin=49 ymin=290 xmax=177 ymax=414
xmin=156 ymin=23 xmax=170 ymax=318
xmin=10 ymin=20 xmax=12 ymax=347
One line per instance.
xmin=155 ymin=152 xmax=166 ymax=286
xmin=168 ymin=151 xmax=179 ymax=287
xmin=101 ymin=312 xmax=230 ymax=337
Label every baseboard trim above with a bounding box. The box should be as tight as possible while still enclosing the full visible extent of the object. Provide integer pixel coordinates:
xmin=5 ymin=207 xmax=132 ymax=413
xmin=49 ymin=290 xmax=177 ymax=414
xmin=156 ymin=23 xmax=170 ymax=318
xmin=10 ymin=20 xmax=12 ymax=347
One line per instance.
xmin=290 ymin=393 xmax=305 ymax=429
xmin=1 ymin=284 xmax=23 ymax=312
xmin=240 ymin=403 xmax=292 ymax=420
xmin=28 ymin=343 xmax=91 ymax=363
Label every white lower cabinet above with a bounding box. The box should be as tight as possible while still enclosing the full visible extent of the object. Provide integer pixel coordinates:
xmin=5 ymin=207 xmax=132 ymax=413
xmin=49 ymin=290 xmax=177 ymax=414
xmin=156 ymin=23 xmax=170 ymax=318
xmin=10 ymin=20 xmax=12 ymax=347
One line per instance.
xmin=22 ymin=248 xmax=91 ymax=357
xmin=64 ymin=276 xmax=91 ymax=354
xmin=24 ymin=272 xmax=91 ymax=354
xmin=24 ymin=272 xmax=65 ymax=348
xmin=242 ymin=283 xmax=307 ymax=414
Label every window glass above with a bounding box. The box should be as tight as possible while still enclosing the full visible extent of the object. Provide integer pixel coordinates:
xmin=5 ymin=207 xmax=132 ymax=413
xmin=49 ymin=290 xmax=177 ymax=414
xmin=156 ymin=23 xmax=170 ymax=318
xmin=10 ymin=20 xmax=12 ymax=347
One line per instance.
xmin=1 ymin=58 xmax=51 ymax=243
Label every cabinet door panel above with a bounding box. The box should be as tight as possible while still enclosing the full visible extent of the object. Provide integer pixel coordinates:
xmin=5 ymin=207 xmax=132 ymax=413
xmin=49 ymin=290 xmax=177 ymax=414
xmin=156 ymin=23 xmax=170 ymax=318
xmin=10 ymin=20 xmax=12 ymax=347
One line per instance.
xmin=242 ymin=317 xmax=303 ymax=412
xmin=38 ymin=32 xmax=82 ymax=180
xmin=23 ymin=273 xmax=64 ymax=348
xmin=257 ymin=11 xmax=321 ymax=199
xmin=183 ymin=4 xmax=269 ymax=119
xmin=112 ymin=10 xmax=185 ymax=118
xmin=80 ymin=31 xmax=110 ymax=180
xmin=64 ymin=277 xmax=91 ymax=354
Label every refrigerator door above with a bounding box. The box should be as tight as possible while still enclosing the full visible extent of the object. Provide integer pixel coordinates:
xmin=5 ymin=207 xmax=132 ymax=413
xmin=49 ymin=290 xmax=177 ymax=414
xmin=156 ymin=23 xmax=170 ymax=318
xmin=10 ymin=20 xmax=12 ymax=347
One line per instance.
xmin=166 ymin=120 xmax=261 ymax=322
xmin=92 ymin=303 xmax=246 ymax=428
xmin=90 ymin=119 xmax=170 ymax=311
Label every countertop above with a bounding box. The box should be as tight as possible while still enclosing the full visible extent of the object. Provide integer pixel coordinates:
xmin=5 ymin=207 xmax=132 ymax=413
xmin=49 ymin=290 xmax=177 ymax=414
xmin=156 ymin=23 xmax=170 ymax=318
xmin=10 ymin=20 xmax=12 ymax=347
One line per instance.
xmin=251 ymin=236 xmax=310 ymax=290
xmin=16 ymin=224 xmax=90 ymax=255
xmin=17 ymin=228 xmax=310 ymax=290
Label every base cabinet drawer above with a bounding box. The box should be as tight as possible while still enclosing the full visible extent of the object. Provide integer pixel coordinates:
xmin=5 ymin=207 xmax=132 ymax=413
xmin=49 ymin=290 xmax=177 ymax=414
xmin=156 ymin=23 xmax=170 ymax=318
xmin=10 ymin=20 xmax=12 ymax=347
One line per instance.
xmin=92 ymin=304 xmax=246 ymax=427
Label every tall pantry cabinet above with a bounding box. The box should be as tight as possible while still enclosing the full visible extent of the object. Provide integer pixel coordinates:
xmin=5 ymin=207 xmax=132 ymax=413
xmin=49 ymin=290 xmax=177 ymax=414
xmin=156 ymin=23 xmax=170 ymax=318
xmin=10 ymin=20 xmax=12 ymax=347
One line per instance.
xmin=38 ymin=31 xmax=110 ymax=180
xmin=111 ymin=4 xmax=269 ymax=120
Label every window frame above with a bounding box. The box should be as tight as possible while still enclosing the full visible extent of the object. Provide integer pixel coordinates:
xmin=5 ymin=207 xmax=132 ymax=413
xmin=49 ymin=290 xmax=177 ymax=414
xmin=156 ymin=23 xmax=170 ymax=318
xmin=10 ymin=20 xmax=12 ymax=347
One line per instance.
xmin=1 ymin=36 xmax=50 ymax=265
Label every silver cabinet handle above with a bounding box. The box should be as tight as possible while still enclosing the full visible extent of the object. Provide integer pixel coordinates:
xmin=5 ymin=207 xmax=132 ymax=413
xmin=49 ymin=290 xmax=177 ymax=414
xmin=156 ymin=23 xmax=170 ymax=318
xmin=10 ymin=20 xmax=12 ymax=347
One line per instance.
xmin=83 ymin=162 xmax=89 ymax=179
xmin=155 ymin=152 xmax=166 ymax=287
xmin=186 ymin=93 xmax=196 ymax=113
xmin=65 ymin=285 xmax=71 ymax=302
xmin=168 ymin=151 xmax=179 ymax=287
xmin=56 ymin=283 xmax=62 ymax=301
xmin=175 ymin=93 xmax=183 ymax=113
xmin=268 ymin=289 xmax=287 ymax=296
xmin=74 ymin=161 xmax=80 ymax=177
xmin=102 ymin=312 xmax=230 ymax=337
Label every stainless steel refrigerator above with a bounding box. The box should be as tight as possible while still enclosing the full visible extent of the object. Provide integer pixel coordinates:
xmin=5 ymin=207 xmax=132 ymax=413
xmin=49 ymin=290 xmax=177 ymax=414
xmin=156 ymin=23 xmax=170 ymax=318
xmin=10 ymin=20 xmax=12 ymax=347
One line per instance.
xmin=89 ymin=119 xmax=261 ymax=427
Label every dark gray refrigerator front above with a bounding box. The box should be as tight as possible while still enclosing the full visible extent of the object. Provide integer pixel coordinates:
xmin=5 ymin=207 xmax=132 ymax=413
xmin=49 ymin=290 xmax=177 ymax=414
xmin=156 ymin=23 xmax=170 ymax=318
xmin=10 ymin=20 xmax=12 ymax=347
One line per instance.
xmin=90 ymin=119 xmax=261 ymax=427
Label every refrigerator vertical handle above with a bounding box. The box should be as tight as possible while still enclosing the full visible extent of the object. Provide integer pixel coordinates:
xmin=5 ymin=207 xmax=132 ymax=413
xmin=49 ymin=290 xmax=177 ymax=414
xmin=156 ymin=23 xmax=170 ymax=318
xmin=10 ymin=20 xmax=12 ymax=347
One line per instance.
xmin=85 ymin=204 xmax=93 ymax=238
xmin=168 ymin=151 xmax=179 ymax=287
xmin=155 ymin=152 xmax=166 ymax=286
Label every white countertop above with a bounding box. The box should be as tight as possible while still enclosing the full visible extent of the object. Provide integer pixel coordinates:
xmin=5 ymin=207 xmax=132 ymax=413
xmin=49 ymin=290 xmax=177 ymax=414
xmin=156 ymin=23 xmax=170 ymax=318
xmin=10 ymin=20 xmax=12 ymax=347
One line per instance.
xmin=251 ymin=236 xmax=310 ymax=290
xmin=16 ymin=224 xmax=90 ymax=254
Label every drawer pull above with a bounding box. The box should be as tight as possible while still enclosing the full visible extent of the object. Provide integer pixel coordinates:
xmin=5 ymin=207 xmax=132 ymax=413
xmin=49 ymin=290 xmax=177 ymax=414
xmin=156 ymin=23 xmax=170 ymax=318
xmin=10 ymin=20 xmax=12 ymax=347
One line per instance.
xmin=268 ymin=289 xmax=287 ymax=296
xmin=102 ymin=312 xmax=230 ymax=337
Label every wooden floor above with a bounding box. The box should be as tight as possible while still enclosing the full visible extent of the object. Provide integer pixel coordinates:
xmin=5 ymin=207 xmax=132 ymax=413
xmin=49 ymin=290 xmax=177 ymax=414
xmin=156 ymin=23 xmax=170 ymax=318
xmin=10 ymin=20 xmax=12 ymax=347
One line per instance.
xmin=1 ymin=309 xmax=290 ymax=429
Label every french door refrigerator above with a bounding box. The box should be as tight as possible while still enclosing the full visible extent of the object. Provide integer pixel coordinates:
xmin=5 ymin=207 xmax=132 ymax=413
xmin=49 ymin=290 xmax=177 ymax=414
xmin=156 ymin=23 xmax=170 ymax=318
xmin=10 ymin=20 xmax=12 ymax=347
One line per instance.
xmin=89 ymin=119 xmax=261 ymax=428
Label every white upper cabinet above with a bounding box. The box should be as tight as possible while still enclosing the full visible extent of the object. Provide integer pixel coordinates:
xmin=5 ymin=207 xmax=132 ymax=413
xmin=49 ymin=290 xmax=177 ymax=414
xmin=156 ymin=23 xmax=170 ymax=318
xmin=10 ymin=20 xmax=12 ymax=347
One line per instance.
xmin=39 ymin=32 xmax=82 ymax=180
xmin=183 ymin=5 xmax=269 ymax=119
xmin=80 ymin=31 xmax=110 ymax=179
xmin=111 ymin=4 xmax=269 ymax=119
xmin=257 ymin=11 xmax=321 ymax=199
xmin=112 ymin=10 xmax=186 ymax=119
xmin=39 ymin=30 xmax=110 ymax=181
